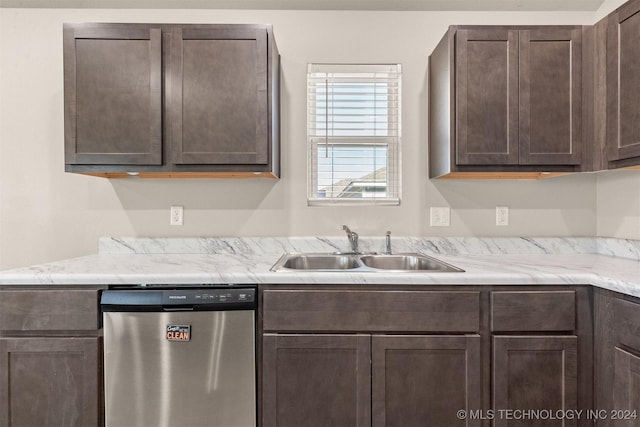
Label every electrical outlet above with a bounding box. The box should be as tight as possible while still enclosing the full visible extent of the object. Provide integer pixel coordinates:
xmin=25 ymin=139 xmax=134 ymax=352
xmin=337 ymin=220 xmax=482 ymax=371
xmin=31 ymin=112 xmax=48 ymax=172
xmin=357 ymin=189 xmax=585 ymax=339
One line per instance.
xmin=430 ymin=207 xmax=450 ymax=227
xmin=170 ymin=206 xmax=184 ymax=226
xmin=496 ymin=206 xmax=509 ymax=226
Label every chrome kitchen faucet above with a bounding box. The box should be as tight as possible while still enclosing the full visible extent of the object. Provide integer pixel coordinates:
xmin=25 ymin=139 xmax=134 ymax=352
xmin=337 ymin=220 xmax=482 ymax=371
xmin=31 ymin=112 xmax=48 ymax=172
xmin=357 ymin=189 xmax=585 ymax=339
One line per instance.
xmin=341 ymin=225 xmax=360 ymax=254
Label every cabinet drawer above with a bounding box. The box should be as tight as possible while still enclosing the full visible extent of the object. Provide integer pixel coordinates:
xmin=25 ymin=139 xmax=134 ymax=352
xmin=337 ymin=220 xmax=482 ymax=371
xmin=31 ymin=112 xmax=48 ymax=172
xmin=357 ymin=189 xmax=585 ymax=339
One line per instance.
xmin=262 ymin=290 xmax=480 ymax=332
xmin=491 ymin=291 xmax=575 ymax=332
xmin=0 ymin=290 xmax=99 ymax=331
xmin=614 ymin=298 xmax=640 ymax=351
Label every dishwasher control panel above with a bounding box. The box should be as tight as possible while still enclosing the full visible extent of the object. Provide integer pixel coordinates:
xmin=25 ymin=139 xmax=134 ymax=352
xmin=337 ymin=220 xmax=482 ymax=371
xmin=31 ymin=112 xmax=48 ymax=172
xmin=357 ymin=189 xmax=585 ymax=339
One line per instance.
xmin=101 ymin=287 xmax=256 ymax=311
xmin=163 ymin=289 xmax=255 ymax=305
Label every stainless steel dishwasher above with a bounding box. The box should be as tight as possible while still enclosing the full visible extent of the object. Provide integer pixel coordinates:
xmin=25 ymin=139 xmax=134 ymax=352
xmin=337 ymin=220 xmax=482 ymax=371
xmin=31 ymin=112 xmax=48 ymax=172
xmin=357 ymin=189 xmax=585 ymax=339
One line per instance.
xmin=101 ymin=286 xmax=256 ymax=427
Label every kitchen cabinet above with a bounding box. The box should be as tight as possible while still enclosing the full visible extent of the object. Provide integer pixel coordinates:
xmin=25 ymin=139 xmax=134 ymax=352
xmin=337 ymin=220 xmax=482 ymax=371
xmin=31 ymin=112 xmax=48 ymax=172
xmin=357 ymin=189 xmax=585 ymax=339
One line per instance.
xmin=493 ymin=336 xmax=578 ymax=426
xmin=595 ymin=289 xmax=640 ymax=427
xmin=262 ymin=334 xmax=372 ymax=427
xmin=63 ymin=25 xmax=161 ymax=167
xmin=260 ymin=286 xmax=592 ymax=427
xmin=0 ymin=289 xmax=102 ymax=427
xmin=490 ymin=290 xmax=589 ymax=427
xmin=262 ymin=333 xmax=481 ymax=427
xmin=261 ymin=288 xmax=482 ymax=427
xmin=63 ymin=23 xmax=280 ymax=178
xmin=606 ymin=0 xmax=640 ymax=168
xmin=371 ymin=335 xmax=481 ymax=427
xmin=429 ymin=26 xmax=583 ymax=178
xmin=614 ymin=347 xmax=640 ymax=426
xmin=0 ymin=337 xmax=100 ymax=427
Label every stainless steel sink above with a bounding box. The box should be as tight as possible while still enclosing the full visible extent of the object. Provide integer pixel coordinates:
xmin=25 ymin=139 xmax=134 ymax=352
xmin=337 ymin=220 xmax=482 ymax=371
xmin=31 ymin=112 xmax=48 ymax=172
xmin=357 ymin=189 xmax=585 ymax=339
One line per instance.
xmin=280 ymin=254 xmax=360 ymax=270
xmin=271 ymin=253 xmax=463 ymax=273
xmin=359 ymin=254 xmax=463 ymax=272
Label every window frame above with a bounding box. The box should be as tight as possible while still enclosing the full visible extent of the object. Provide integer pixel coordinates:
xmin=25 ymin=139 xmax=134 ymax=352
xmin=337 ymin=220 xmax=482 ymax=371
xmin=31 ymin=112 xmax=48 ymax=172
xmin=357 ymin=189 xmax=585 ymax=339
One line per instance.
xmin=306 ymin=63 xmax=402 ymax=206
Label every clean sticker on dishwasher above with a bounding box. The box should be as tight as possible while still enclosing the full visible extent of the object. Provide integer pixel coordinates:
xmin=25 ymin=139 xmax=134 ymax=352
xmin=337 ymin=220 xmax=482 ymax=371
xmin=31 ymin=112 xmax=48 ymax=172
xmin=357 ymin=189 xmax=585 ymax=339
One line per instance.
xmin=166 ymin=324 xmax=191 ymax=342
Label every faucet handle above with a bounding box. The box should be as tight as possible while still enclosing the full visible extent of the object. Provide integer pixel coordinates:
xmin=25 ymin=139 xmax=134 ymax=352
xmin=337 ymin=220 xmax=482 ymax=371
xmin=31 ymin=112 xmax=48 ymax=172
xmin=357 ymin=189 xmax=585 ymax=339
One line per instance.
xmin=385 ymin=230 xmax=392 ymax=255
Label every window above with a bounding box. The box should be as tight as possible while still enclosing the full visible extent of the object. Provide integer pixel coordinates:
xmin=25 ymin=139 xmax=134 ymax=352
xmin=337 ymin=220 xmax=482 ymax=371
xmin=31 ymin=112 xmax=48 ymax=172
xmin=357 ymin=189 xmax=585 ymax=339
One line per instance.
xmin=307 ymin=64 xmax=401 ymax=205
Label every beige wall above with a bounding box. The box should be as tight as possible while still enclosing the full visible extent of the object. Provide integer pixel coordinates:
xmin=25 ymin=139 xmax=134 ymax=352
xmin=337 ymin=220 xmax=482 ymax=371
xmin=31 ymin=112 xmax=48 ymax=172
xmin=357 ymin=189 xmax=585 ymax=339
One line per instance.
xmin=0 ymin=7 xmax=609 ymax=269
xmin=597 ymin=171 xmax=640 ymax=239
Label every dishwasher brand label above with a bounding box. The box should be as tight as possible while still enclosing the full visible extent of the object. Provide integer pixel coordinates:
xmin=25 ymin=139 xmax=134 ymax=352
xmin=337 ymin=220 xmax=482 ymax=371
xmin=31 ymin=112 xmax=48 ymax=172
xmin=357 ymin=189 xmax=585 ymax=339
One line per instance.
xmin=166 ymin=324 xmax=191 ymax=342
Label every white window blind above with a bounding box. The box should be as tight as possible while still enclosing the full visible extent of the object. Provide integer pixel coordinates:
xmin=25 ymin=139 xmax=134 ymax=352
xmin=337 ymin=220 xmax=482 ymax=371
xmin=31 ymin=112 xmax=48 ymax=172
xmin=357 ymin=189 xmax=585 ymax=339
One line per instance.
xmin=307 ymin=63 xmax=401 ymax=205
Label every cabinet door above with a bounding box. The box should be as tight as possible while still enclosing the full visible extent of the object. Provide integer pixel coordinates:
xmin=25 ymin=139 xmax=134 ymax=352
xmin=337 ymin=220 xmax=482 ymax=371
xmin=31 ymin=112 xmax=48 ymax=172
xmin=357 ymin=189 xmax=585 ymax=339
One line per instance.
xmin=0 ymin=337 xmax=100 ymax=427
xmin=63 ymin=24 xmax=162 ymax=165
xmin=493 ymin=336 xmax=578 ymax=427
xmin=262 ymin=334 xmax=371 ymax=427
xmin=607 ymin=1 xmax=640 ymax=162
xmin=168 ymin=26 xmax=269 ymax=166
xmin=614 ymin=347 xmax=640 ymax=427
xmin=456 ymin=29 xmax=519 ymax=165
xmin=519 ymin=29 xmax=582 ymax=165
xmin=372 ymin=335 xmax=481 ymax=427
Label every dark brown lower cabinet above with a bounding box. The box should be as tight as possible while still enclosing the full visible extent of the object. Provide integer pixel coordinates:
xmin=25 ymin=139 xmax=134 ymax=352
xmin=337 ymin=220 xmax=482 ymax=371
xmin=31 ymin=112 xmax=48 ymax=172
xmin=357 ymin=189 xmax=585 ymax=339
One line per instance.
xmin=262 ymin=334 xmax=371 ymax=427
xmin=0 ymin=337 xmax=101 ymax=427
xmin=372 ymin=335 xmax=481 ymax=427
xmin=262 ymin=333 xmax=482 ymax=427
xmin=614 ymin=347 xmax=640 ymax=427
xmin=262 ymin=286 xmax=593 ymax=427
xmin=595 ymin=290 xmax=640 ymax=427
xmin=493 ymin=336 xmax=578 ymax=427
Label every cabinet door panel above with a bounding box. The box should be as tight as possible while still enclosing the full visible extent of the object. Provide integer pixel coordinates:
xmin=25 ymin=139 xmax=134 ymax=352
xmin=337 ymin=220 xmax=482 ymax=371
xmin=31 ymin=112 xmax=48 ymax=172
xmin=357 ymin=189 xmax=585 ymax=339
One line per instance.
xmin=493 ymin=336 xmax=578 ymax=427
xmin=372 ymin=335 xmax=481 ymax=427
xmin=0 ymin=337 xmax=100 ymax=427
xmin=614 ymin=347 xmax=640 ymax=427
xmin=615 ymin=298 xmax=640 ymax=350
xmin=456 ymin=29 xmax=519 ymax=165
xmin=169 ymin=27 xmax=269 ymax=165
xmin=608 ymin=2 xmax=640 ymax=162
xmin=519 ymin=29 xmax=582 ymax=165
xmin=262 ymin=334 xmax=371 ymax=427
xmin=64 ymin=25 xmax=162 ymax=165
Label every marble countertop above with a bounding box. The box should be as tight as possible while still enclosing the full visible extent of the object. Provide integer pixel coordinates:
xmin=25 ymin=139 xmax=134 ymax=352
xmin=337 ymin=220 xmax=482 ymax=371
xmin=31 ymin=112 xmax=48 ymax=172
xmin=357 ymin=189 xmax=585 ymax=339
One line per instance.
xmin=1 ymin=237 xmax=640 ymax=298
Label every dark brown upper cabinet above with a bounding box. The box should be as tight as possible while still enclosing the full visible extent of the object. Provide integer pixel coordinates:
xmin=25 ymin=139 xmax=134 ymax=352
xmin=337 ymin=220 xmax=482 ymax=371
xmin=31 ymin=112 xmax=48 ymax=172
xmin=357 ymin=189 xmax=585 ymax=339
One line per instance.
xmin=63 ymin=23 xmax=280 ymax=178
xmin=455 ymin=29 xmax=519 ymax=167
xmin=519 ymin=29 xmax=583 ymax=167
xmin=63 ymin=25 xmax=162 ymax=167
xmin=429 ymin=26 xmax=584 ymax=179
xmin=168 ymin=27 xmax=269 ymax=167
xmin=606 ymin=0 xmax=640 ymax=168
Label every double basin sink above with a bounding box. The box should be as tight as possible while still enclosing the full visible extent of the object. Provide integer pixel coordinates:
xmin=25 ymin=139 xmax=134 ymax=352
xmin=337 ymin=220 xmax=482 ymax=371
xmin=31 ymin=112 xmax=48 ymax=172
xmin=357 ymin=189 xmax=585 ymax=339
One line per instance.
xmin=271 ymin=253 xmax=464 ymax=273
